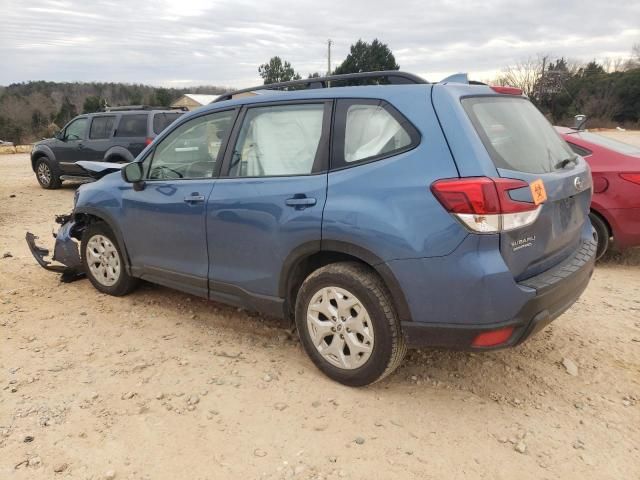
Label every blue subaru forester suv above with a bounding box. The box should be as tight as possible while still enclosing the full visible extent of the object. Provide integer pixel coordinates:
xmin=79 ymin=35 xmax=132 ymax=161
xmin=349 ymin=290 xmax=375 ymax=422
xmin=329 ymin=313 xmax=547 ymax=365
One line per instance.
xmin=27 ymin=71 xmax=596 ymax=386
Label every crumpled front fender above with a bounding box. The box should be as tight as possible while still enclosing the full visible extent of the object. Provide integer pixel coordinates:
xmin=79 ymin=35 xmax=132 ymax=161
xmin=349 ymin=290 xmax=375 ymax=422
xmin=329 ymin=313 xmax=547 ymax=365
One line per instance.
xmin=26 ymin=216 xmax=84 ymax=282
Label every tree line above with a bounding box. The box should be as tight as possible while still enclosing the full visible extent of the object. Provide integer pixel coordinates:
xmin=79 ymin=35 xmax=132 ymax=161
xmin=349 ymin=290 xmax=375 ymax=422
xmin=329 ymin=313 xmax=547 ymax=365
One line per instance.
xmin=494 ymin=45 xmax=640 ymax=127
xmin=259 ymin=40 xmax=640 ymax=128
xmin=1 ymin=39 xmax=638 ymax=144
xmin=257 ymin=39 xmax=400 ymax=84
xmin=0 ymin=82 xmax=227 ymax=144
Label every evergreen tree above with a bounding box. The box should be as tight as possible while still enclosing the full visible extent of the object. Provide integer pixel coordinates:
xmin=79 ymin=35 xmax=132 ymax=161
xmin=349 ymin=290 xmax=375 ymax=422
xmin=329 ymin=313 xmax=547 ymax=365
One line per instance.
xmin=334 ymin=39 xmax=399 ymax=75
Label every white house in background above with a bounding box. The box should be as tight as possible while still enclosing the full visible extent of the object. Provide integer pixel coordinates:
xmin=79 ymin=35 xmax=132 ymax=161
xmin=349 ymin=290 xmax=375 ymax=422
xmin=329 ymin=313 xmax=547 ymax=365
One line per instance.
xmin=171 ymin=94 xmax=220 ymax=111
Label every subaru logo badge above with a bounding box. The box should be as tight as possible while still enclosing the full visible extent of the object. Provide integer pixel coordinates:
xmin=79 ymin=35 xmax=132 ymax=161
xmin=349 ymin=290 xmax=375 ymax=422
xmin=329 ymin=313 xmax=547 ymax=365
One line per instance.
xmin=574 ymin=177 xmax=583 ymax=191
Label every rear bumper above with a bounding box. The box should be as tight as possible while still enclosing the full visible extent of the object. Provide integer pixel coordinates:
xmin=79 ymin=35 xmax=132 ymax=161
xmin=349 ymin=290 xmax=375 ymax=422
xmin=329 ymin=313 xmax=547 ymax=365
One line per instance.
xmin=402 ymin=234 xmax=597 ymax=349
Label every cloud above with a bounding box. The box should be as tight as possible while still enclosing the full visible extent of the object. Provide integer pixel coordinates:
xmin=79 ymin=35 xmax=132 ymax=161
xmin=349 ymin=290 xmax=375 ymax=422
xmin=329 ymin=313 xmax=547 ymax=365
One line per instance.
xmin=1 ymin=0 xmax=638 ymax=87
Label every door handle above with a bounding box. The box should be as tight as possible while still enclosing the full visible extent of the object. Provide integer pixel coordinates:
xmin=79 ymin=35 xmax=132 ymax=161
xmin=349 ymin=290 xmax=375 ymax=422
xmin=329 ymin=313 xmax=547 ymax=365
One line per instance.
xmin=285 ymin=196 xmax=317 ymax=209
xmin=78 ymin=142 xmax=84 ymax=149
xmin=184 ymin=194 xmax=205 ymax=203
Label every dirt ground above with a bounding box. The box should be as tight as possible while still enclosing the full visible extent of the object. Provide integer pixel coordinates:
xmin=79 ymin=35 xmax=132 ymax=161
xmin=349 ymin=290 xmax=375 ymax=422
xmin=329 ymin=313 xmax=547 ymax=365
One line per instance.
xmin=1 ymin=140 xmax=639 ymax=479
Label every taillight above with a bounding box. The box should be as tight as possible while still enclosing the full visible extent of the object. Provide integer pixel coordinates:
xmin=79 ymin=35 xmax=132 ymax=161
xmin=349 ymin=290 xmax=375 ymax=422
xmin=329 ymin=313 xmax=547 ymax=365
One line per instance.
xmin=145 ymin=137 xmax=154 ymax=146
xmin=431 ymin=177 xmax=541 ymax=233
xmin=490 ymin=85 xmax=523 ymax=96
xmin=620 ymin=173 xmax=640 ymax=186
xmin=472 ymin=326 xmax=514 ymax=347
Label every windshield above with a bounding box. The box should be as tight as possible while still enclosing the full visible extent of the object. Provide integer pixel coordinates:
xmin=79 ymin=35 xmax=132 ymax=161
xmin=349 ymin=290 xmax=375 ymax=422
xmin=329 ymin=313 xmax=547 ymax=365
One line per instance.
xmin=463 ymin=97 xmax=576 ymax=174
xmin=576 ymin=131 xmax=640 ymax=156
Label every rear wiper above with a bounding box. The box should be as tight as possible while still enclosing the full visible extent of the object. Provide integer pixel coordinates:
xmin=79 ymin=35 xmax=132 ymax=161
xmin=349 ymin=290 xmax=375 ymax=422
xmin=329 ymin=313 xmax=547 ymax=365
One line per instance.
xmin=554 ymin=157 xmax=577 ymax=170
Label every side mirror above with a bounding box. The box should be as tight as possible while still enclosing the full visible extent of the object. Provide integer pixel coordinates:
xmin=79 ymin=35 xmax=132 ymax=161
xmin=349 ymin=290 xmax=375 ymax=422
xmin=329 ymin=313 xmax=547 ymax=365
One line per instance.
xmin=122 ymin=162 xmax=145 ymax=191
xmin=574 ymin=115 xmax=587 ymax=131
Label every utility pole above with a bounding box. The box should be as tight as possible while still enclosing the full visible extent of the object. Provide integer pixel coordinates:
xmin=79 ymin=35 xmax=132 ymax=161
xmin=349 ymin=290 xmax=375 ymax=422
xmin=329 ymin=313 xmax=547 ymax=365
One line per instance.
xmin=538 ymin=55 xmax=547 ymax=102
xmin=327 ymin=39 xmax=332 ymax=76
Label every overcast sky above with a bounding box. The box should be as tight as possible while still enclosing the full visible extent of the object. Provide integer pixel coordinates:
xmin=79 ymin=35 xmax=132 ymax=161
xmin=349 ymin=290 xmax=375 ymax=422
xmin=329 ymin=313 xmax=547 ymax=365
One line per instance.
xmin=1 ymin=0 xmax=638 ymax=88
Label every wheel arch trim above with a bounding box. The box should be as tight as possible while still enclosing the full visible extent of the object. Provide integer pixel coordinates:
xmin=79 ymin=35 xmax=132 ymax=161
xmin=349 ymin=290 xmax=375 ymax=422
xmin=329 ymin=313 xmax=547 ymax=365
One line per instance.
xmin=279 ymin=239 xmax=412 ymax=323
xmin=31 ymin=145 xmax=57 ymax=171
xmin=104 ymin=146 xmax=135 ymax=163
xmin=73 ymin=207 xmax=133 ymax=273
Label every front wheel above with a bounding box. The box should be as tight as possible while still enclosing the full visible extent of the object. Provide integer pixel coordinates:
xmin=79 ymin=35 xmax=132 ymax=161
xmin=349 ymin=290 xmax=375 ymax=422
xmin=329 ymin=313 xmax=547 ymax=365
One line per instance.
xmin=34 ymin=157 xmax=61 ymax=189
xmin=295 ymin=262 xmax=406 ymax=386
xmin=81 ymin=223 xmax=138 ymax=296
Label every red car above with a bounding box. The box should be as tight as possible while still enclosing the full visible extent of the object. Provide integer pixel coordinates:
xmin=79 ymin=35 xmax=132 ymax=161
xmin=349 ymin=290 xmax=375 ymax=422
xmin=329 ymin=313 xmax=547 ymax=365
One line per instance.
xmin=556 ymin=126 xmax=640 ymax=259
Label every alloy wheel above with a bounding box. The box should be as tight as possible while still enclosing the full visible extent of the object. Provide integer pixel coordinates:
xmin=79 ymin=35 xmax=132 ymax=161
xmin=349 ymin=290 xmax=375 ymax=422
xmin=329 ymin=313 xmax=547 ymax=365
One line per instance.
xmin=306 ymin=286 xmax=375 ymax=370
xmin=86 ymin=234 xmax=121 ymax=287
xmin=37 ymin=162 xmax=51 ymax=186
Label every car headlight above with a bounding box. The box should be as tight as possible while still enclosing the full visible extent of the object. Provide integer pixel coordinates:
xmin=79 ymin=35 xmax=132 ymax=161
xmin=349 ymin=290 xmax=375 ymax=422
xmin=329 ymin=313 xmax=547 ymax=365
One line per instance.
xmin=73 ymin=189 xmax=80 ymax=207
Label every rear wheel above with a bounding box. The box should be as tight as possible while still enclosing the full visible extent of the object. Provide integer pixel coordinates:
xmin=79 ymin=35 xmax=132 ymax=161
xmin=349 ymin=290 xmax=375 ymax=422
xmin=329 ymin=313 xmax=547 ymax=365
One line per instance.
xmin=295 ymin=262 xmax=406 ymax=386
xmin=589 ymin=212 xmax=610 ymax=260
xmin=35 ymin=157 xmax=61 ymax=189
xmin=81 ymin=223 xmax=138 ymax=296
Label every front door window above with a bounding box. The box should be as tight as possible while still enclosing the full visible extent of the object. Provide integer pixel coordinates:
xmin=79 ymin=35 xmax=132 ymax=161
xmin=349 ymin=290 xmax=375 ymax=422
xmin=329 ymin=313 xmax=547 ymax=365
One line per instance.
xmin=65 ymin=118 xmax=87 ymax=141
xmin=147 ymin=110 xmax=235 ymax=180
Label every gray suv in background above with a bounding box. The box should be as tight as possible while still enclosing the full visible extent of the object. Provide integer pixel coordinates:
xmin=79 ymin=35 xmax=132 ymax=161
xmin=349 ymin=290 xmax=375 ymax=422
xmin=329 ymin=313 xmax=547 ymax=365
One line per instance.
xmin=31 ymin=107 xmax=184 ymax=188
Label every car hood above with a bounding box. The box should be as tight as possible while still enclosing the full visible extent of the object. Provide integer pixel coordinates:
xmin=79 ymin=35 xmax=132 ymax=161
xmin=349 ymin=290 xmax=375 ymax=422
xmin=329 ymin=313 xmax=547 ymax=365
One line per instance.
xmin=34 ymin=137 xmax=58 ymax=147
xmin=76 ymin=161 xmax=125 ymax=179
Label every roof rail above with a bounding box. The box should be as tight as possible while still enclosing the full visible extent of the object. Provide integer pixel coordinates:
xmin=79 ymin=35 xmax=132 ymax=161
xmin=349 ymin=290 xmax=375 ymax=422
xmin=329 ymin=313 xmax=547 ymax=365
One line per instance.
xmin=214 ymin=71 xmax=429 ymax=103
xmin=105 ymin=105 xmax=152 ymax=111
xmin=104 ymin=105 xmax=187 ymax=112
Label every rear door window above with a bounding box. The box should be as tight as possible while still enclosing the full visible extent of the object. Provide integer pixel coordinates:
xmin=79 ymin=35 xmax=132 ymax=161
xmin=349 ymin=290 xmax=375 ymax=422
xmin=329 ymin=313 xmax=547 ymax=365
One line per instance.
xmin=115 ymin=114 xmax=148 ymax=137
xmin=89 ymin=116 xmax=116 ymax=139
xmin=462 ymin=97 xmax=576 ymax=173
xmin=228 ymin=103 xmax=327 ymax=177
xmin=153 ymin=112 xmax=183 ymax=134
xmin=333 ymin=99 xmax=420 ymax=168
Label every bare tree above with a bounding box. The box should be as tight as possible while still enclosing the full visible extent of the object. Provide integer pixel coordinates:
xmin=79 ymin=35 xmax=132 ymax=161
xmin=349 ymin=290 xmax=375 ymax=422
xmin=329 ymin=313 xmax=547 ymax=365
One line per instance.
xmin=602 ymin=57 xmax=626 ymax=73
xmin=624 ymin=43 xmax=640 ymax=70
xmin=494 ymin=56 xmax=546 ymax=98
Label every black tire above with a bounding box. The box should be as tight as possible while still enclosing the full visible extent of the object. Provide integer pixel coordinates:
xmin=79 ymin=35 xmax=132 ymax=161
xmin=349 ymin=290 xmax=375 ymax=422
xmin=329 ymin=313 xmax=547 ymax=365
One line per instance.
xmin=295 ymin=262 xmax=406 ymax=386
xmin=589 ymin=212 xmax=610 ymax=261
xmin=81 ymin=222 xmax=139 ymax=296
xmin=34 ymin=157 xmax=61 ymax=189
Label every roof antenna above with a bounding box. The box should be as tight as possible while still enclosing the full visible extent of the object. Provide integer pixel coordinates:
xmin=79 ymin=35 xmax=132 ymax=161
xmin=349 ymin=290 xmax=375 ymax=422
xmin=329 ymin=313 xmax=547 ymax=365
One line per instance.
xmin=439 ymin=73 xmax=469 ymax=84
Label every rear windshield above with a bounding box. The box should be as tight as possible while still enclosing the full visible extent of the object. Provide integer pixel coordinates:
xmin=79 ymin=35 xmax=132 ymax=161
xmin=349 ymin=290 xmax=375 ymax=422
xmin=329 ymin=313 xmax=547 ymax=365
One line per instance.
xmin=575 ymin=131 xmax=640 ymax=156
xmin=462 ymin=97 xmax=576 ymax=174
xmin=153 ymin=112 xmax=183 ymax=134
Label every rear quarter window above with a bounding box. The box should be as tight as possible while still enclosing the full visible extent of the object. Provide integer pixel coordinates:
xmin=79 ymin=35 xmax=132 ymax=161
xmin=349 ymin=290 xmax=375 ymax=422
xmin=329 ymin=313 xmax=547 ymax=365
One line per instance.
xmin=566 ymin=141 xmax=592 ymax=157
xmin=115 ymin=114 xmax=148 ymax=137
xmin=462 ymin=97 xmax=576 ymax=174
xmin=332 ymin=99 xmax=420 ymax=169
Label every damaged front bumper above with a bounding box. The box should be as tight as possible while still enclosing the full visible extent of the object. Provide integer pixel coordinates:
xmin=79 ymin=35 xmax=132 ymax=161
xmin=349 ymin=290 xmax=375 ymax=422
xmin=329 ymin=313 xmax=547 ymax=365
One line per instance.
xmin=25 ymin=214 xmax=85 ymax=282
